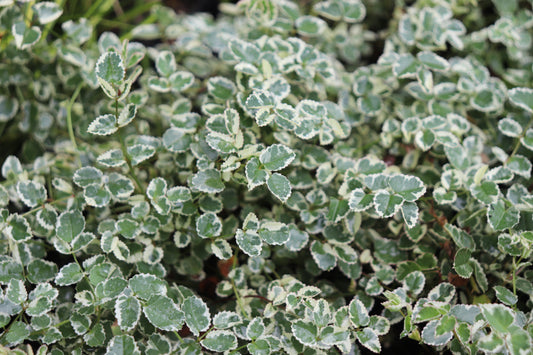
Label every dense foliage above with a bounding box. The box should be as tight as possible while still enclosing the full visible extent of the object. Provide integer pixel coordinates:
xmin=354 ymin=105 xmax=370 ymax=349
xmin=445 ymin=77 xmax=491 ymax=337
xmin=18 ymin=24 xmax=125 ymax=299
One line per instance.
xmin=1 ymin=0 xmax=533 ymax=353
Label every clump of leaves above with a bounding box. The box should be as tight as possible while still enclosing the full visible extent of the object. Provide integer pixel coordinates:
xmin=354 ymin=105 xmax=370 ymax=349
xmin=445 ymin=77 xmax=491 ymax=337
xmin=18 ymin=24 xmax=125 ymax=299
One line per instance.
xmin=0 ymin=0 xmax=532 ymax=354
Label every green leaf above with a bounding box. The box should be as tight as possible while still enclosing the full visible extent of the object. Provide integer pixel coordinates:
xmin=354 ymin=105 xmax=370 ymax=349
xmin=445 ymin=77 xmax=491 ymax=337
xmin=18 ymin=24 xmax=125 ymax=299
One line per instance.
xmin=211 ymin=239 xmax=232 ymax=260
xmin=295 ymin=16 xmax=327 ymax=37
xmin=247 ymin=317 xmax=265 ymax=340
xmin=163 ymin=128 xmax=191 ymax=153
xmin=207 ymin=76 xmax=236 ymax=101
xmin=199 ymin=330 xmax=237 ymax=352
xmin=12 ymin=22 xmax=41 ymax=50
xmin=332 ymin=244 xmax=358 ymax=264
xmin=356 ymin=328 xmax=381 ymax=353
xmin=267 ymin=173 xmax=291 ymax=202
xmin=73 ymin=166 xmax=103 ymax=187
xmin=55 ymin=262 xmax=83 ymax=286
xmin=115 ymin=294 xmax=141 ymax=331
xmin=453 ymin=248 xmax=473 ymax=278
xmin=127 ymin=144 xmax=156 ymax=165
xmin=213 ymin=311 xmax=241 ymax=329
xmin=70 ymin=312 xmax=91 ymax=335
xmin=236 ymin=230 xmax=262 ymax=257
xmin=167 ymin=186 xmax=192 ymax=203
xmin=310 ymin=241 xmax=336 ymax=271
xmin=509 ymin=327 xmax=531 ymax=355
xmin=478 ymin=332 xmax=504 ymax=352
xmin=0 ymin=95 xmax=18 ymax=122
xmin=129 ymin=274 xmax=166 ymax=300
xmin=148 ymin=76 xmax=170 ymax=92
xmin=487 ymin=199 xmax=520 ymax=231
xmin=471 ymin=181 xmax=500 ymax=205
xmin=258 ymin=221 xmax=289 ymax=245
xmin=6 ymin=279 xmax=26 ymax=304
xmin=403 ymin=271 xmax=425 ymax=295
xmin=84 ymin=184 xmax=111 ymax=207
xmin=401 ymin=201 xmax=419 ymax=228
xmin=498 ymin=117 xmax=522 ymax=137
xmin=6 ymin=214 xmax=32 ymax=243
xmin=246 ymin=90 xmax=276 ymax=126
xmin=56 ymin=210 xmax=85 ymax=243
xmin=521 ymin=128 xmax=533 ymax=151
xmin=349 ymin=298 xmax=370 ymax=327
xmin=96 ymin=52 xmax=125 ymax=85
xmin=0 ymin=259 xmax=24 ymax=284
xmin=349 ymin=188 xmax=374 ymax=212
xmin=147 ymin=177 xmax=167 ymax=200
xmin=314 ymin=0 xmax=343 ymax=20
xmin=480 ymin=304 xmax=514 ymax=334
xmin=4 ymin=321 xmax=30 ymax=345
xmin=117 ymin=103 xmax=136 ymax=127
xmin=260 ymin=144 xmax=296 ymax=172
xmin=421 ymin=319 xmax=453 ymax=346
xmin=247 ymin=339 xmax=271 ymax=355
xmin=191 ymin=169 xmax=224 ymax=193
xmin=84 ymin=323 xmax=106 ymax=347
xmin=97 ymin=149 xmax=126 ymax=167
xmin=182 ymin=296 xmax=210 ymax=336
xmin=116 ymin=218 xmax=140 ymax=239
xmin=196 ymin=212 xmax=222 ymax=238
xmin=393 ymin=54 xmax=419 ymax=78
xmin=291 ymin=320 xmax=317 ymax=346
xmin=88 ymin=114 xmax=117 ymax=135
xmin=143 ymin=295 xmax=185 ymax=331
xmin=417 ymin=51 xmax=449 ymax=71
xmin=246 ymin=157 xmax=268 ymax=189
xmin=506 ymin=155 xmax=532 ymax=178
xmin=228 ymin=39 xmax=260 ymax=63
xmin=106 ymin=335 xmax=140 ymax=355
xmin=508 ymin=87 xmax=533 ymax=113
xmin=343 ymin=0 xmax=366 ymax=22
xmin=32 ymin=2 xmax=63 ymax=24
xmin=428 ymin=282 xmax=456 ymax=302
xmin=155 ymin=50 xmax=176 ymax=77
xmin=493 ymin=286 xmax=518 ymax=306
xmin=27 ymin=259 xmax=57 ymax=283
xmin=16 ymin=180 xmax=47 ymax=207
xmin=373 ymin=190 xmax=403 ymax=218
xmin=444 ymin=223 xmax=475 ymax=251
xmin=107 ymin=173 xmax=134 ymax=199
xmin=170 ymin=71 xmax=194 ymax=92
xmin=389 ymin=174 xmax=426 ymax=202
xmin=26 ymin=296 xmax=53 ymax=317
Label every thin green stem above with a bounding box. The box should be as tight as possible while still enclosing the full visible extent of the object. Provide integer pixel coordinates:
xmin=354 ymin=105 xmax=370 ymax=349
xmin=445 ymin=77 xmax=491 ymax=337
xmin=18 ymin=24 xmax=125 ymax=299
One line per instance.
xmin=98 ymin=18 xmax=134 ymax=30
xmin=113 ymin=97 xmax=145 ymax=195
xmin=85 ymin=0 xmax=115 ymax=24
xmin=173 ymin=331 xmax=184 ymax=343
xmin=67 ymin=84 xmax=83 ymax=165
xmin=116 ymin=0 xmax=160 ymax=23
xmin=29 ymin=319 xmax=70 ymax=336
xmin=230 ymin=277 xmax=250 ymax=320
xmin=512 ymin=257 xmax=517 ymax=297
xmin=21 ymin=195 xmax=72 ymax=218
xmin=506 ymin=116 xmax=533 ymax=164
xmin=120 ymin=13 xmax=157 ymax=41
xmin=41 ymin=0 xmax=67 ymax=40
xmin=197 ymin=325 xmax=215 ymax=342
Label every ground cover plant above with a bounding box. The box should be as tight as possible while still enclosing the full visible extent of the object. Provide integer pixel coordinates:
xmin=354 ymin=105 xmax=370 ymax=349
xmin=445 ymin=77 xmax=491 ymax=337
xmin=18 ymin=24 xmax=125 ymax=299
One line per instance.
xmin=0 ymin=0 xmax=532 ymax=353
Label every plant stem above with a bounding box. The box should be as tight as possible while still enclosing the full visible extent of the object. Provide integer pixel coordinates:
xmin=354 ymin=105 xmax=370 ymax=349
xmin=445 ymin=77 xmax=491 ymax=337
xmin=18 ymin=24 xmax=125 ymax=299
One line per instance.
xmin=173 ymin=331 xmax=184 ymax=343
xmin=67 ymin=84 xmax=83 ymax=165
xmin=114 ymin=98 xmax=145 ymax=195
xmin=506 ymin=115 xmax=533 ymax=163
xmin=197 ymin=325 xmax=215 ymax=342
